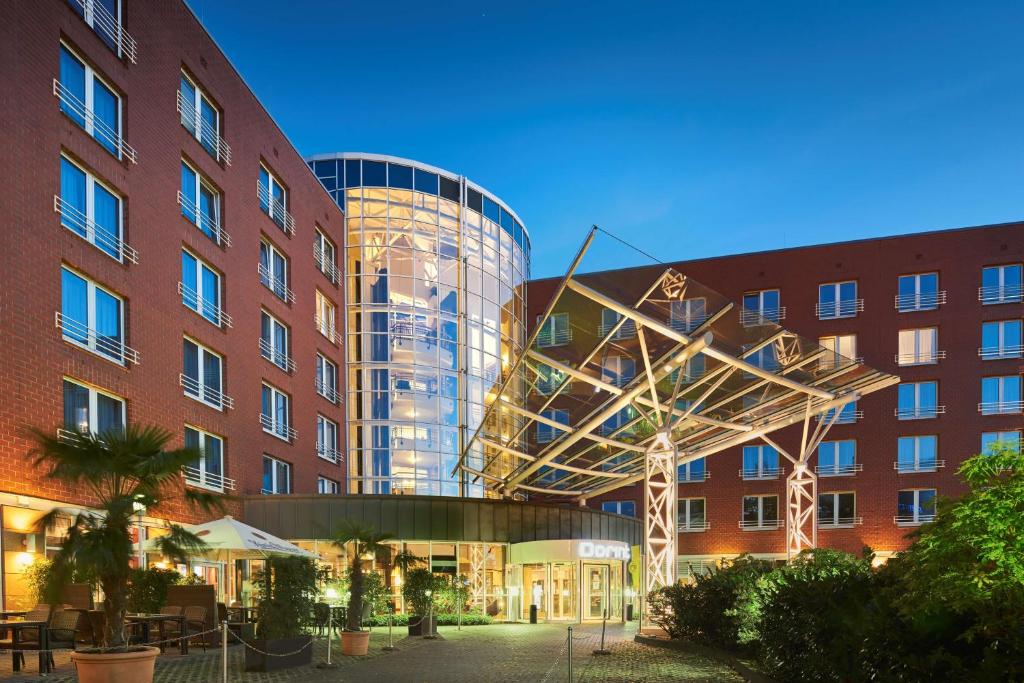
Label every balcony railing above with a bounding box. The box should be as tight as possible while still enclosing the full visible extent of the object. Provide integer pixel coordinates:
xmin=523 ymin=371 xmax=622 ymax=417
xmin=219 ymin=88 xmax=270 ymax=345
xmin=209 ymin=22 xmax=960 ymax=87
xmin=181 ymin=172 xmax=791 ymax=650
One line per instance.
xmin=739 ymin=519 xmax=782 ymax=531
xmin=316 ymin=443 xmax=342 ymax=463
xmin=260 ymin=413 xmax=296 ymax=441
xmin=894 ymin=290 xmax=946 ymax=312
xmin=895 ymin=350 xmax=945 ymax=366
xmin=816 ymin=299 xmax=864 ymax=319
xmin=258 ymin=263 xmax=295 ymax=304
xmin=597 ymin=319 xmax=636 ymax=339
xmin=177 ymin=191 xmax=231 ymax=246
xmin=176 ymin=90 xmax=232 ymax=165
xmin=978 ymin=344 xmax=1024 ymax=360
xmin=536 ymin=328 xmax=572 ymax=348
xmin=739 ymin=466 xmax=782 ymax=480
xmin=180 ymin=373 xmax=235 ymax=411
xmin=740 ymin=307 xmax=786 ymax=327
xmin=894 ymin=405 xmax=945 ymax=420
xmin=815 ymin=409 xmax=863 ymax=424
xmin=178 ymin=282 xmax=233 ymax=328
xmin=678 ymin=521 xmax=711 ymax=532
xmin=316 ymin=315 xmax=340 ymax=344
xmin=54 ymin=195 xmax=138 ymax=263
xmin=894 ymin=459 xmax=946 ymax=473
xmin=183 ymin=466 xmax=236 ymax=492
xmin=259 ymin=338 xmax=296 ymax=373
xmin=315 ymin=378 xmax=340 ymax=404
xmin=818 ymin=516 xmax=863 ymax=528
xmin=815 ymin=463 xmax=863 ymax=477
xmin=679 ymin=470 xmax=710 ymax=483
xmin=314 ymin=244 xmax=340 ymax=284
xmin=979 ymin=400 xmax=1024 ymax=415
xmin=978 ymin=284 xmax=1023 ymax=305
xmin=55 ymin=311 xmax=139 ymax=364
xmin=603 ymin=373 xmax=635 ymax=389
xmin=257 ymin=181 xmax=295 ymax=235
xmin=68 ymin=0 xmax=138 ymax=63
xmin=895 ymin=513 xmax=935 ymax=526
xmin=53 ymin=79 xmax=137 ymax=163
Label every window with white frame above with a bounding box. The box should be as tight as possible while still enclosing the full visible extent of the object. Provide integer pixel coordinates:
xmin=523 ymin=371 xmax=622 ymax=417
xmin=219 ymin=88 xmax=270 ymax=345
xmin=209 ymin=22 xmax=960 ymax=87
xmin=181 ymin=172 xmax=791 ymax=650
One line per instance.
xmin=182 ymin=338 xmax=230 ymax=410
xmin=261 ymin=384 xmax=292 ymax=441
xmin=260 ymin=311 xmax=292 ymax=372
xmin=819 ymin=401 xmax=860 ymax=424
xmin=183 ymin=426 xmax=229 ymax=491
xmin=601 ymin=355 xmax=635 ymax=388
xmin=59 ymin=155 xmax=132 ymax=262
xmin=181 ymin=250 xmax=227 ymax=327
xmin=741 ymin=444 xmax=780 ymax=479
xmin=66 ymin=0 xmax=135 ymax=61
xmin=599 ymin=308 xmax=635 ymax=339
xmin=536 ymin=409 xmax=569 ymax=443
xmin=57 ymin=44 xmax=130 ymax=160
xmin=817 ymin=281 xmax=860 ymax=319
xmin=535 ymin=363 xmax=569 ymax=396
xmin=536 ymin=313 xmax=571 ymax=347
xmin=678 ymin=498 xmax=707 ymax=532
xmin=818 ymin=492 xmax=857 ymax=527
xmin=896 ymin=381 xmax=940 ymax=420
xmin=314 ymin=228 xmax=338 ymax=283
xmin=600 ymin=500 xmax=636 ymax=517
xmin=819 ymin=334 xmax=857 ymax=370
xmin=980 ymin=264 xmax=1022 ymax=305
xmin=179 ymin=71 xmax=229 ymax=163
xmin=897 ymin=273 xmax=942 ymax=312
xmin=60 ymin=266 xmax=134 ymax=364
xmin=259 ymin=239 xmax=292 ymax=303
xmin=316 ymin=414 xmax=340 ymax=462
xmin=317 ymin=476 xmax=340 ymax=495
xmin=897 ymin=328 xmax=940 ymax=365
xmin=980 ymin=320 xmax=1022 ymax=360
xmin=180 ymin=160 xmax=226 ymax=244
xmin=746 ymin=344 xmax=779 ymax=374
xmin=670 ymin=297 xmax=707 ymax=332
xmin=982 ymin=430 xmax=1021 ymax=455
xmin=672 ymin=355 xmax=706 ymax=384
xmin=601 ymin=406 xmax=637 ymax=437
xmin=741 ymin=495 xmax=779 ymax=529
xmin=742 ymin=290 xmax=782 ymax=325
xmin=258 ymin=164 xmax=292 ymax=234
xmin=315 ymin=290 xmax=338 ymax=343
xmin=817 ymin=440 xmax=858 ymax=476
xmin=62 ymin=378 xmax=124 ymax=436
xmin=896 ymin=489 xmax=936 ymax=525
xmin=980 ymin=375 xmax=1022 ymax=415
xmin=678 ymin=457 xmax=707 ymax=482
xmin=315 ymin=353 xmax=339 ymax=403
xmin=261 ymin=455 xmax=291 ymax=495
xmin=897 ymin=435 xmax=939 ymax=472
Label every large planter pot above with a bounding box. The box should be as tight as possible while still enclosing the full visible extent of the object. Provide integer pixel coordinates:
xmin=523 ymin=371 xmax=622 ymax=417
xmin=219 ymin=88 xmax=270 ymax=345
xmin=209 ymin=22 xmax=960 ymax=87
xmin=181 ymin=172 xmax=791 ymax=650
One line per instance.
xmin=71 ymin=646 xmax=160 ymax=683
xmin=341 ymin=629 xmax=370 ymax=655
xmin=408 ymin=614 xmax=436 ymax=637
xmin=243 ymin=636 xmax=313 ymax=672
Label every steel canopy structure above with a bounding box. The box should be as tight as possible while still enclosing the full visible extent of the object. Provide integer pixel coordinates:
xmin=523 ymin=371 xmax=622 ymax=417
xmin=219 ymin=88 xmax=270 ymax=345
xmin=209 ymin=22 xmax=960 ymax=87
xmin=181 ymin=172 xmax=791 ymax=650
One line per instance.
xmin=456 ymin=229 xmax=898 ymax=597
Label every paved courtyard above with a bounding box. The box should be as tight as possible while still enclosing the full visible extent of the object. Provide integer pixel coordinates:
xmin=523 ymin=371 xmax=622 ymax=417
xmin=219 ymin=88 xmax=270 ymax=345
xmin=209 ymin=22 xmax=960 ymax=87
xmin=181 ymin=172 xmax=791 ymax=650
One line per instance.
xmin=3 ymin=622 xmax=741 ymax=682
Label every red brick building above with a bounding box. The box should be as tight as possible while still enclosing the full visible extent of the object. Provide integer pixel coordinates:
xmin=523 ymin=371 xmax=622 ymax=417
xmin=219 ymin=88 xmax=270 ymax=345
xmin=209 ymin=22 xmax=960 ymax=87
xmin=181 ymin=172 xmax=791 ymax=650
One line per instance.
xmin=0 ymin=0 xmax=345 ymax=605
xmin=527 ymin=222 xmax=1023 ymax=572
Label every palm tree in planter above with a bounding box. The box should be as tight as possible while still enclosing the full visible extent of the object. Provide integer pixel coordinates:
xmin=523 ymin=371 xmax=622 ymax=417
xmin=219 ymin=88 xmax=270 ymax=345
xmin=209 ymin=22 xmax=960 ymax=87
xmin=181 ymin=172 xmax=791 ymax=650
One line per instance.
xmin=331 ymin=521 xmax=393 ymax=655
xmin=30 ymin=425 xmax=221 ymax=683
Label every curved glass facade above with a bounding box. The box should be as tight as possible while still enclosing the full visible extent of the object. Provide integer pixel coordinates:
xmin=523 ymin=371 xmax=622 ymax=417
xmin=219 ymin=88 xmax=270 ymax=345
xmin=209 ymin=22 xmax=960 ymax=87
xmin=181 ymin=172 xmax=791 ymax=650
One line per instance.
xmin=309 ymin=154 xmax=529 ymax=497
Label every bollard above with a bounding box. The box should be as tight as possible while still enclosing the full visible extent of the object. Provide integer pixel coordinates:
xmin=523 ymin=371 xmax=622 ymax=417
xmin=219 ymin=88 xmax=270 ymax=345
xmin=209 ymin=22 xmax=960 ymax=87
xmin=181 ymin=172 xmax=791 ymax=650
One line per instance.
xmin=457 ymin=598 xmax=462 ymax=631
xmin=383 ymin=607 xmax=398 ymax=651
xmin=593 ymin=609 xmax=611 ymax=655
xmin=221 ymin=620 xmax=228 ymax=683
xmin=317 ymin=606 xmax=339 ymax=669
xmin=567 ymin=625 xmax=574 ymax=682
xmin=423 ymin=602 xmax=438 ymax=640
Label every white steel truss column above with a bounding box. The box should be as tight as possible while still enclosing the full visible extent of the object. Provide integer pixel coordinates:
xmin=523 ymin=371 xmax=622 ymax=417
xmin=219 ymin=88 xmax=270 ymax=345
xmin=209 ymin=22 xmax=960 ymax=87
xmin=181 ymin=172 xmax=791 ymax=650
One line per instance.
xmin=644 ymin=430 xmax=678 ymax=598
xmin=786 ymin=463 xmax=817 ymax=558
xmin=469 ymin=543 xmax=486 ymax=610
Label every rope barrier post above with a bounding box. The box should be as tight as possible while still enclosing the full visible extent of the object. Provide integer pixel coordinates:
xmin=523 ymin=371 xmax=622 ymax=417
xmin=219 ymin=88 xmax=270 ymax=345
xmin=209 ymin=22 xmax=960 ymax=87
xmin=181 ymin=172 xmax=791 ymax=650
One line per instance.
xmin=383 ymin=606 xmax=398 ymax=651
xmin=593 ymin=609 xmax=611 ymax=655
xmin=423 ymin=601 xmax=438 ymax=640
xmin=316 ymin=606 xmax=338 ymax=669
xmin=457 ymin=597 xmax=462 ymax=631
xmin=221 ymin=620 xmax=229 ymax=683
xmin=567 ymin=625 xmax=574 ymax=682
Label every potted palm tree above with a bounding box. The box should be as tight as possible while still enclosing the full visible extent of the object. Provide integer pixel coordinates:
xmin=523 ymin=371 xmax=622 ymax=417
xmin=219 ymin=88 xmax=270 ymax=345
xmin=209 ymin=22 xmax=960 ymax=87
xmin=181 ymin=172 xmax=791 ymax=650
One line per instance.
xmin=31 ymin=425 xmax=220 ymax=683
xmin=331 ymin=521 xmax=392 ymax=655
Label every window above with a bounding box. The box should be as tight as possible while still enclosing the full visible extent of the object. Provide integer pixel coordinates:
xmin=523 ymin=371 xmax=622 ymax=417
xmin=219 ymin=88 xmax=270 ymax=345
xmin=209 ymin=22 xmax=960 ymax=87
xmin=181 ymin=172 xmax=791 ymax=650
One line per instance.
xmin=258 ymin=164 xmax=293 ymax=234
xmin=62 ymin=378 xmax=124 ymax=435
xmin=820 ymin=401 xmax=860 ymax=424
xmin=678 ymin=498 xmax=707 ymax=532
xmin=897 ymin=435 xmax=939 ymax=472
xmin=670 ymin=298 xmax=707 ymax=332
xmin=817 ymin=281 xmax=860 ymax=319
xmin=741 ymin=445 xmax=780 ymax=479
xmin=536 ymin=409 xmax=569 ymax=443
xmin=980 ymin=320 xmax=1022 ymax=359
xmin=66 ymin=0 xmax=135 ymax=61
xmin=184 ymin=426 xmax=229 ymax=491
xmin=741 ymin=495 xmax=779 ymax=530
xmin=317 ymin=477 xmax=340 ymax=495
xmin=259 ymin=240 xmax=292 ymax=303
xmin=536 ymin=313 xmax=571 ymax=347
xmin=261 ymin=455 xmax=291 ymax=494
xmin=179 ymin=71 xmax=229 ymax=163
xmin=982 ymin=431 xmax=1021 ymax=455
xmin=535 ymin=364 xmax=569 ymax=396
xmin=980 ymin=264 xmax=1022 ymax=305
xmin=315 ymin=353 xmax=339 ymax=403
xmin=180 ymin=160 xmax=226 ymax=244
xmin=742 ymin=290 xmax=782 ymax=326
xmin=896 ymin=382 xmax=940 ymax=420
xmin=260 ymin=384 xmax=292 ymax=441
xmin=746 ymin=345 xmax=779 ymax=373
xmin=317 ymin=415 xmax=340 ymax=462
xmin=182 ymin=338 xmax=229 ymax=410
xmin=600 ymin=501 xmax=636 ymax=517
xmin=601 ymin=356 xmax=635 ymax=388
xmin=599 ymin=308 xmax=635 ymax=339
xmin=315 ymin=291 xmax=338 ymax=343
xmin=678 ymin=457 xmax=707 ymax=482
xmin=57 ymin=44 xmax=131 ymax=160
xmin=980 ymin=375 xmax=1022 ymax=415
xmin=818 ymin=492 xmax=857 ymax=527
xmin=819 ymin=334 xmax=857 ymax=370
xmin=314 ymin=228 xmax=339 ymax=283
xmin=817 ymin=440 xmax=858 ymax=476
xmin=260 ymin=311 xmax=293 ymax=372
xmin=601 ymin=406 xmax=636 ymax=437
xmin=60 ymin=266 xmax=134 ymax=364
xmin=180 ymin=250 xmax=228 ymax=327
xmin=896 ymin=489 xmax=936 ymax=525
xmin=897 ymin=328 xmax=940 ymax=365
xmin=896 ymin=273 xmax=942 ymax=312
xmin=59 ymin=155 xmax=131 ymax=262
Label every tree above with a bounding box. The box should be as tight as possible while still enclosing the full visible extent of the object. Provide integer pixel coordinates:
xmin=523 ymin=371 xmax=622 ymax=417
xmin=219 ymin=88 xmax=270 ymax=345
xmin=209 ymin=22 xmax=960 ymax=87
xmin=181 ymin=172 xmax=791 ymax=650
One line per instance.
xmin=30 ymin=425 xmax=222 ymax=649
xmin=331 ymin=521 xmax=393 ymax=630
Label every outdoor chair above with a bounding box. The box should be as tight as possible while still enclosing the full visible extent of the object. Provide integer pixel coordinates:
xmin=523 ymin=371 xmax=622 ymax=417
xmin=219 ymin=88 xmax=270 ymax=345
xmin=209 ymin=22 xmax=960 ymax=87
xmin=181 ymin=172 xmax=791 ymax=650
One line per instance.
xmin=159 ymin=605 xmax=182 ymax=616
xmin=42 ymin=609 xmax=81 ymax=668
xmin=313 ymin=602 xmax=330 ymax=636
xmin=0 ymin=605 xmax=56 ymax=670
xmin=165 ymin=606 xmax=208 ymax=652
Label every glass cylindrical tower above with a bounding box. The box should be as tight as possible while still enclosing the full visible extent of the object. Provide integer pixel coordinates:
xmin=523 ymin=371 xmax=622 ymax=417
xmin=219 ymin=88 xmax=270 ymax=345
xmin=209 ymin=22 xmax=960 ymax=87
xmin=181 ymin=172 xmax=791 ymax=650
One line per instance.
xmin=308 ymin=154 xmax=530 ymax=497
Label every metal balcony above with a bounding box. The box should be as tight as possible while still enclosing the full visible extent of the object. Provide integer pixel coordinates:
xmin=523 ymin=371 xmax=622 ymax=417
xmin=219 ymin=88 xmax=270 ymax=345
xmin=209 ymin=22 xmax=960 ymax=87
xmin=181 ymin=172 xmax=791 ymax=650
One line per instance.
xmin=815 ymin=409 xmax=863 ymax=424
xmin=68 ymin=0 xmax=137 ymax=63
xmin=894 ymin=405 xmax=945 ymax=420
xmin=978 ymin=344 xmax=1023 ymax=360
xmin=668 ymin=314 xmax=708 ymax=334
xmin=895 ymin=350 xmax=945 ymax=366
xmin=178 ymin=282 xmax=233 ymax=328
xmin=740 ymin=307 xmax=786 ymax=327
xmin=815 ymin=463 xmax=863 ymax=477
xmin=738 ymin=519 xmax=782 ymax=531
xmin=894 ymin=290 xmax=946 ymax=312
xmin=180 ymin=373 xmax=235 ymax=411
xmin=978 ymin=284 xmax=1023 ymax=305
xmin=894 ymin=459 xmax=946 ymax=473
xmin=259 ymin=338 xmax=296 ymax=373
xmin=55 ymin=311 xmax=139 ymax=365
xmin=739 ymin=466 xmax=782 ymax=480
xmin=183 ymin=466 xmax=236 ymax=492
xmin=677 ymin=521 xmax=711 ymax=533
xmin=315 ymin=378 xmax=340 ymax=404
xmin=53 ymin=79 xmax=137 ymax=163
xmin=818 ymin=516 xmax=863 ymax=528
xmin=258 ymin=263 xmax=295 ymax=304
xmin=257 ymin=181 xmax=295 ymax=235
xmin=679 ymin=470 xmax=710 ymax=483
xmin=260 ymin=414 xmax=296 ymax=441
xmin=979 ymin=400 xmax=1024 ymax=415
xmin=177 ymin=90 xmax=231 ymax=165
xmin=315 ymin=315 xmax=340 ymax=344
xmin=816 ymin=299 xmax=864 ymax=319
xmin=597 ymin=318 xmax=636 ymax=340
xmin=314 ymin=244 xmax=341 ymax=284
xmin=54 ymin=195 xmax=138 ymax=263
xmin=894 ymin=513 xmax=935 ymax=526
xmin=316 ymin=443 xmax=342 ymax=463
xmin=536 ymin=328 xmax=572 ymax=348
xmin=177 ymin=191 xmax=231 ymax=246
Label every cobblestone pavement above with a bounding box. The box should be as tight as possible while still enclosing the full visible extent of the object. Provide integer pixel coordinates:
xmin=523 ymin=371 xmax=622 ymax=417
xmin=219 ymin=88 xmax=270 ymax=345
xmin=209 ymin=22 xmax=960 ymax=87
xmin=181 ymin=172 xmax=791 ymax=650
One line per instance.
xmin=2 ymin=623 xmax=741 ymax=682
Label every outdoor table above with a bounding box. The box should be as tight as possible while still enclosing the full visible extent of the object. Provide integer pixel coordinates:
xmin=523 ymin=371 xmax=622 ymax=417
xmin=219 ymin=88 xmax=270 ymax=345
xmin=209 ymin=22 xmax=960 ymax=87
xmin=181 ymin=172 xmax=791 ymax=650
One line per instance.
xmin=0 ymin=620 xmax=49 ymax=674
xmin=232 ymin=606 xmax=258 ymax=623
xmin=0 ymin=610 xmax=28 ymax=619
xmin=125 ymin=614 xmax=189 ymax=655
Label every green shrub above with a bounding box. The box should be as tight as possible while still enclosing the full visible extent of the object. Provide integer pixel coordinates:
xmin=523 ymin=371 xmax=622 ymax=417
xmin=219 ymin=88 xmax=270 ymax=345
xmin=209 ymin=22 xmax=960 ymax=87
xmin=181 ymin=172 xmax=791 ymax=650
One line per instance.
xmin=126 ymin=568 xmax=182 ymax=614
xmin=432 ymin=574 xmax=470 ymax=613
xmin=254 ymin=556 xmax=318 ymax=640
xmin=402 ymin=568 xmax=437 ymax=615
xmin=363 ymin=611 xmax=492 ymax=627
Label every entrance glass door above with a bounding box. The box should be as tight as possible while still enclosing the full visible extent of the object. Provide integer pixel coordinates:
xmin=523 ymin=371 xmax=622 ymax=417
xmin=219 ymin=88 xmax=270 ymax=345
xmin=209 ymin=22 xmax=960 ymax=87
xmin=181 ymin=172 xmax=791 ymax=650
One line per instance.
xmin=522 ymin=564 xmax=547 ymax=620
xmin=584 ymin=564 xmax=609 ymax=620
xmin=550 ymin=563 xmax=576 ymax=620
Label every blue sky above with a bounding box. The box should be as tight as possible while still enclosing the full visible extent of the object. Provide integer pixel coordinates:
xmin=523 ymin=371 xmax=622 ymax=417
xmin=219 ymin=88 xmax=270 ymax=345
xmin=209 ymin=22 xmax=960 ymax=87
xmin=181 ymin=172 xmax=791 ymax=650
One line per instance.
xmin=187 ymin=0 xmax=1024 ymax=278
